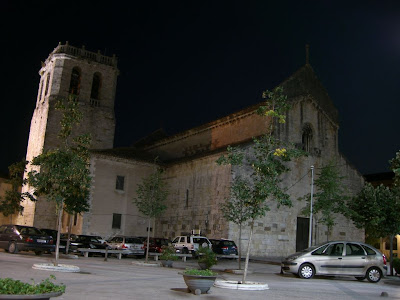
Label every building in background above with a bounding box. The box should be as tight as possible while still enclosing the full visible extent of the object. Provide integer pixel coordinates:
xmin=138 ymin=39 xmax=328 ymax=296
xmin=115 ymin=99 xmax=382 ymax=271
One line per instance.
xmin=9 ymin=43 xmax=365 ymax=258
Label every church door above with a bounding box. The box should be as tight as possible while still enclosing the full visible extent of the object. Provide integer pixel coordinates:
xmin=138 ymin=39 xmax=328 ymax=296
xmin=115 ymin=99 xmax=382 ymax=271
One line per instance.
xmin=296 ymin=217 xmax=310 ymax=252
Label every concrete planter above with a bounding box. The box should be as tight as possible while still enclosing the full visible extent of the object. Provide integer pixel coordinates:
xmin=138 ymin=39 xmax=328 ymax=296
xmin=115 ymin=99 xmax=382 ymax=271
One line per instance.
xmin=0 ymin=292 xmax=63 ymax=300
xmin=181 ymin=273 xmax=217 ymax=295
xmin=161 ymin=260 xmax=174 ymax=268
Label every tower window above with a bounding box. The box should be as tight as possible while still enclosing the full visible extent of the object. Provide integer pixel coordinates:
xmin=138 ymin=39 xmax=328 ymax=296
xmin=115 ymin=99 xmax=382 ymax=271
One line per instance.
xmin=302 ymin=123 xmax=313 ymax=152
xmin=69 ymin=67 xmax=81 ymax=96
xmin=116 ymin=175 xmax=125 ymax=191
xmin=112 ymin=213 xmax=122 ymax=229
xmin=90 ymin=72 xmax=102 ymax=105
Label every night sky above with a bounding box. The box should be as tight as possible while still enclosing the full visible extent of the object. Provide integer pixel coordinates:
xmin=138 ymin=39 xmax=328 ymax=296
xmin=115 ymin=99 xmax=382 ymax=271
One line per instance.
xmin=2 ymin=1 xmax=400 ymax=177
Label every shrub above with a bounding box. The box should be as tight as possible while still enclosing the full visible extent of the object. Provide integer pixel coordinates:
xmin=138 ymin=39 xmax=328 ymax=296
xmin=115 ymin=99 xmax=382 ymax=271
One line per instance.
xmin=197 ymin=246 xmax=217 ymax=269
xmin=0 ymin=275 xmax=65 ymax=295
xmin=183 ymin=269 xmax=217 ymax=276
xmin=159 ymin=245 xmax=178 ymax=261
xmin=392 ymin=257 xmax=400 ymax=274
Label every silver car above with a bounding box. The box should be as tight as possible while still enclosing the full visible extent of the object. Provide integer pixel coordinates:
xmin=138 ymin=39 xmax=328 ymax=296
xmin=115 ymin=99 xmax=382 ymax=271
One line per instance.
xmin=107 ymin=236 xmax=145 ymax=257
xmin=281 ymin=241 xmax=387 ymax=283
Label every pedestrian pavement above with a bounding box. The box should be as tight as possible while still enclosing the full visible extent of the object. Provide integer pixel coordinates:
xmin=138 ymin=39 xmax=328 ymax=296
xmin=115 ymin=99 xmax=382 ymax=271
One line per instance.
xmin=1 ymin=251 xmax=400 ymax=299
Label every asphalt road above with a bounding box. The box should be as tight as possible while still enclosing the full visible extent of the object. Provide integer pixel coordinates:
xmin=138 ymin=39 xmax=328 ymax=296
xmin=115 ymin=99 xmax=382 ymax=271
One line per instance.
xmin=0 ymin=250 xmax=399 ymax=299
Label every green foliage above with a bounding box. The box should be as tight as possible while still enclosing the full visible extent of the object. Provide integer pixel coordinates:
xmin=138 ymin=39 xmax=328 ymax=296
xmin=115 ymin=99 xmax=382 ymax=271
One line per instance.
xmin=133 ymin=166 xmax=169 ymax=218
xmin=299 ymin=161 xmax=348 ymax=231
xmin=197 ymin=246 xmax=217 ymax=269
xmin=0 ymin=160 xmax=31 ymax=217
xmin=159 ymin=245 xmax=178 ymax=261
xmin=257 ymin=86 xmax=291 ymax=126
xmin=0 ymin=275 xmax=65 ymax=295
xmin=221 ymin=176 xmax=254 ymax=226
xmin=217 ymin=87 xmax=306 ymax=224
xmin=392 ymin=257 xmax=400 ymax=274
xmin=390 ymin=150 xmax=400 ymax=187
xmin=27 ymin=96 xmax=91 ymax=215
xmin=216 ymin=87 xmax=306 ymax=282
xmin=183 ymin=269 xmax=217 ymax=276
xmin=347 ymin=182 xmax=400 ymax=238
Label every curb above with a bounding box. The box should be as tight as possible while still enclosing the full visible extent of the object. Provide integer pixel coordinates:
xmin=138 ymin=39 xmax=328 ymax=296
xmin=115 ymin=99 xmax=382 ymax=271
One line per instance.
xmin=214 ymin=280 xmax=269 ymax=290
xmin=32 ymin=263 xmax=80 ymax=273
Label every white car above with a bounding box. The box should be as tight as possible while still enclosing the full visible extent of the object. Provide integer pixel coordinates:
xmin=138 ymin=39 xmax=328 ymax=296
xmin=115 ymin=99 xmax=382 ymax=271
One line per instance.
xmin=172 ymin=235 xmax=211 ymax=255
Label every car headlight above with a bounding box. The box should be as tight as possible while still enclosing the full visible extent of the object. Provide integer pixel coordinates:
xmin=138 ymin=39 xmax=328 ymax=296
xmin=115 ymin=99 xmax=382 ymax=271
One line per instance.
xmin=286 ymin=255 xmax=299 ymax=261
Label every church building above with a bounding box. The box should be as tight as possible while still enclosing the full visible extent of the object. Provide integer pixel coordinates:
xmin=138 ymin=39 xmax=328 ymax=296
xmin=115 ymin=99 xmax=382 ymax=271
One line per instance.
xmin=18 ymin=43 xmax=364 ymax=259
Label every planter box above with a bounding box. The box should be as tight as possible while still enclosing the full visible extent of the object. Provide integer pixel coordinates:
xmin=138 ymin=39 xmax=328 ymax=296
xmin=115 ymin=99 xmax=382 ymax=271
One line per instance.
xmin=181 ymin=273 xmax=217 ymax=295
xmin=0 ymin=291 xmax=63 ymax=300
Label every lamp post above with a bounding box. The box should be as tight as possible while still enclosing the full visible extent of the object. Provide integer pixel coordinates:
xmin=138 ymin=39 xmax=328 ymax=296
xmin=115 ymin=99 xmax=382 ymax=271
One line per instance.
xmin=308 ymin=165 xmax=314 ymax=248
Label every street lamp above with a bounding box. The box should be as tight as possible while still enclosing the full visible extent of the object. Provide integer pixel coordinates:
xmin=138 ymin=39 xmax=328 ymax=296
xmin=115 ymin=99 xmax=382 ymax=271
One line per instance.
xmin=308 ymin=165 xmax=314 ymax=248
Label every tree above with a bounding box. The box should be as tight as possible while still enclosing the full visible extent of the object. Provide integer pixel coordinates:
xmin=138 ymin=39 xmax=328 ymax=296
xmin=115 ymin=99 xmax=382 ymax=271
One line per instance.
xmin=390 ymin=150 xmax=400 ymax=187
xmin=220 ymin=176 xmax=253 ymax=270
xmin=133 ymin=166 xmax=169 ymax=263
xmin=0 ymin=160 xmax=30 ymax=222
xmin=217 ymin=87 xmax=305 ymax=282
xmin=348 ymin=183 xmax=400 ymax=275
xmin=299 ymin=161 xmax=348 ymax=240
xmin=27 ymin=96 xmax=91 ymax=266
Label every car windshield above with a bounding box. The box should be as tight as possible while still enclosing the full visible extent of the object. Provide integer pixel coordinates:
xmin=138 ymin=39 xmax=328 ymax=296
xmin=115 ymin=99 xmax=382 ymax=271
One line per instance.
xmin=301 ymin=242 xmax=329 ymax=253
xmin=16 ymin=226 xmax=42 ymax=235
xmin=222 ymin=241 xmax=236 ymax=246
xmin=78 ymin=236 xmax=100 ymax=243
xmin=126 ymin=238 xmax=142 ymax=244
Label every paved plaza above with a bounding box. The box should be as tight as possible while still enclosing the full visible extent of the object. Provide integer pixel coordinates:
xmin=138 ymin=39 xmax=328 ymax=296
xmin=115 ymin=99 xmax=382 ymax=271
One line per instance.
xmin=0 ymin=251 xmax=399 ymax=299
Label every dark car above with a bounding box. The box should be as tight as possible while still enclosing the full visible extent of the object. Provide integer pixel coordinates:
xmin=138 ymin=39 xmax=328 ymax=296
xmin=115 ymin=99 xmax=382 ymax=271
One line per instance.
xmin=209 ymin=239 xmax=238 ymax=256
xmin=143 ymin=237 xmax=171 ymax=253
xmin=72 ymin=235 xmax=109 ymax=256
xmin=0 ymin=224 xmax=55 ymax=255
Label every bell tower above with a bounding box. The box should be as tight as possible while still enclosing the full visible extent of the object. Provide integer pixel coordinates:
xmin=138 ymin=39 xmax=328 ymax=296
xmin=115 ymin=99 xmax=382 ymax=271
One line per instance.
xmin=18 ymin=42 xmax=119 ymax=228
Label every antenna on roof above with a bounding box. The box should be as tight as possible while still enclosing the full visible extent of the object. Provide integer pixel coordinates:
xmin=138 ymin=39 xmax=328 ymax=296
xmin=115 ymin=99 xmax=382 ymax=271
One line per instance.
xmin=305 ymin=44 xmax=310 ymax=65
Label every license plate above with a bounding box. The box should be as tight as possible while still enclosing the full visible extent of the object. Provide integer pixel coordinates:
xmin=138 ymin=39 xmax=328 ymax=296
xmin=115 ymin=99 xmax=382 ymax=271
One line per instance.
xmin=37 ymin=239 xmax=47 ymax=243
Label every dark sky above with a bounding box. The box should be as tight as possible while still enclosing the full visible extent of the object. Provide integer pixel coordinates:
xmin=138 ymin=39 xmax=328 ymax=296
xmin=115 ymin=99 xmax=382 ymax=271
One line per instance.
xmin=2 ymin=1 xmax=400 ymax=176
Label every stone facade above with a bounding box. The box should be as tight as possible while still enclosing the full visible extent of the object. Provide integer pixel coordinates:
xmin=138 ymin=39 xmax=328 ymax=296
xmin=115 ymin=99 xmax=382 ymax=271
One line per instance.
xmin=17 ymin=43 xmax=119 ymax=228
xmin=16 ymin=44 xmax=365 ymax=259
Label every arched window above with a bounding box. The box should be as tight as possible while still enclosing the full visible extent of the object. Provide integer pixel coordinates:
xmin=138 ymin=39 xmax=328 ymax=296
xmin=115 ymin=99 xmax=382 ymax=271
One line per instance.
xmin=44 ymin=73 xmax=51 ymax=97
xmin=90 ymin=72 xmax=102 ymax=107
xmin=69 ymin=67 xmax=81 ymax=96
xmin=302 ymin=123 xmax=313 ymax=152
xmin=37 ymin=78 xmax=44 ymax=103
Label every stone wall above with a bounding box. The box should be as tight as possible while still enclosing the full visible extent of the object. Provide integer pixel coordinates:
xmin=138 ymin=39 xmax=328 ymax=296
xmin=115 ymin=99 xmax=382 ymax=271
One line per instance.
xmin=19 ymin=44 xmax=118 ymax=229
xmin=156 ymin=153 xmax=231 ymax=240
xmin=83 ymin=155 xmax=156 ymax=240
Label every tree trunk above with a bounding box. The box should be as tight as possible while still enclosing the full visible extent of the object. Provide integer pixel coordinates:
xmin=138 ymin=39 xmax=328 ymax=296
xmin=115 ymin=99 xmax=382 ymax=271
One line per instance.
xmin=145 ymin=218 xmax=151 ymax=263
xmin=390 ymin=234 xmax=394 ymax=276
xmin=242 ymin=221 xmax=254 ymax=283
xmin=54 ymin=201 xmax=64 ymax=266
xmin=238 ymin=224 xmax=242 ymax=270
xmin=66 ymin=214 xmax=73 ymax=254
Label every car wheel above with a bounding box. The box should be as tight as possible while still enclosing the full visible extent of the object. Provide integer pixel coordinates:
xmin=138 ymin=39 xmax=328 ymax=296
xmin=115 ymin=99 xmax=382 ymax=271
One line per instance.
xmin=355 ymin=276 xmax=365 ymax=281
xmin=8 ymin=242 xmax=18 ymax=254
xmin=34 ymin=251 xmax=43 ymax=256
xmin=298 ymin=263 xmax=315 ymax=279
xmin=366 ymin=267 xmax=382 ymax=283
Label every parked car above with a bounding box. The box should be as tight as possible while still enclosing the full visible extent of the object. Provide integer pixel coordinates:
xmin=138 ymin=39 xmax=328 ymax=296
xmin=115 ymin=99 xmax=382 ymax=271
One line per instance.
xmin=71 ymin=235 xmax=109 ymax=256
xmin=39 ymin=228 xmax=68 ymax=253
xmin=209 ymin=239 xmax=238 ymax=256
xmin=281 ymin=241 xmax=387 ymax=283
xmin=107 ymin=236 xmax=145 ymax=257
xmin=172 ymin=235 xmax=211 ymax=255
xmin=0 ymin=224 xmax=55 ymax=255
xmin=143 ymin=237 xmax=171 ymax=253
